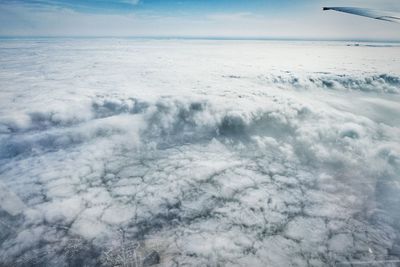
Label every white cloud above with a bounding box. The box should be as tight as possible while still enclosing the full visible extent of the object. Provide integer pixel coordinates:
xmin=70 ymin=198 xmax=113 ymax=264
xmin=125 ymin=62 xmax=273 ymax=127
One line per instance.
xmin=206 ymin=12 xmax=255 ymax=21
xmin=0 ymin=39 xmax=400 ymax=265
xmin=120 ymin=0 xmax=140 ymax=4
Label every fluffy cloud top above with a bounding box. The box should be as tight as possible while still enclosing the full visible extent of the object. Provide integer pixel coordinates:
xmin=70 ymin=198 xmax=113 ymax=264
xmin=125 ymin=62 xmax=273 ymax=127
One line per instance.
xmin=0 ymin=39 xmax=400 ymax=265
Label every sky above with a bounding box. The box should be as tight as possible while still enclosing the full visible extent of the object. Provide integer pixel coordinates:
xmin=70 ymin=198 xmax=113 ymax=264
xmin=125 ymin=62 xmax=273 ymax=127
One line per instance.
xmin=0 ymin=0 xmax=399 ymax=40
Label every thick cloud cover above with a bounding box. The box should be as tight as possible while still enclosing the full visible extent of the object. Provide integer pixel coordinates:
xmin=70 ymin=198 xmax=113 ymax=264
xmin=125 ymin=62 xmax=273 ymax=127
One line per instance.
xmin=0 ymin=39 xmax=400 ymax=266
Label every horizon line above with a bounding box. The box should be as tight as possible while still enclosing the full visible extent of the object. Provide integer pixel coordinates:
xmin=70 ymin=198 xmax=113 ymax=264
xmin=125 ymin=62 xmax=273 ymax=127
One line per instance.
xmin=1 ymin=35 xmax=400 ymax=43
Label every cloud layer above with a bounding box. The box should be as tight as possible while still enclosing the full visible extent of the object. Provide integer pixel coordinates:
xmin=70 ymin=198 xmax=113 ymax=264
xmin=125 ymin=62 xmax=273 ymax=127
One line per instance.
xmin=0 ymin=39 xmax=400 ymax=266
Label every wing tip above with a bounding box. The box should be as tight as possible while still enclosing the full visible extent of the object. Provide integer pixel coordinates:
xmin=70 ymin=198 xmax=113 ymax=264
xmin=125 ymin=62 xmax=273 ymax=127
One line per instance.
xmin=323 ymin=7 xmax=331 ymax=11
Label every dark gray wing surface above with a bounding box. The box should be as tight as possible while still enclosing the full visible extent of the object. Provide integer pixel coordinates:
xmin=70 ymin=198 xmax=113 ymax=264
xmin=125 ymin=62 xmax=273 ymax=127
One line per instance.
xmin=323 ymin=7 xmax=400 ymax=23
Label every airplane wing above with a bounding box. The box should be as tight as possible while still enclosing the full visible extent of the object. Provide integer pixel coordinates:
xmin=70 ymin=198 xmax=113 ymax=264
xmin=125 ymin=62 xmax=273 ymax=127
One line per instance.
xmin=323 ymin=7 xmax=400 ymax=23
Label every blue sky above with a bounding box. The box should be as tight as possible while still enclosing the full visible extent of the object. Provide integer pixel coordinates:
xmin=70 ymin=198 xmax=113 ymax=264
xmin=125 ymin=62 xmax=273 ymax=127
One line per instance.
xmin=0 ymin=0 xmax=399 ymax=40
xmin=1 ymin=0 xmax=306 ymax=13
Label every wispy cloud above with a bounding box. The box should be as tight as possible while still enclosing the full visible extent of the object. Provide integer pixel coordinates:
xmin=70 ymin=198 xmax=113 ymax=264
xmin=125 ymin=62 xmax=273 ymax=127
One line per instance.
xmin=207 ymin=12 xmax=256 ymax=22
xmin=1 ymin=0 xmax=141 ymax=13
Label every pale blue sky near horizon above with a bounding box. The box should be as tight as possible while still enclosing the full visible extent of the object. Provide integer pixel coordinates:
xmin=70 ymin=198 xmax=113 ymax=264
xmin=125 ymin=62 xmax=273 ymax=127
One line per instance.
xmin=0 ymin=0 xmax=399 ymax=40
